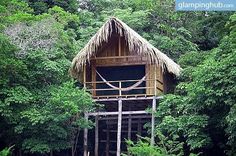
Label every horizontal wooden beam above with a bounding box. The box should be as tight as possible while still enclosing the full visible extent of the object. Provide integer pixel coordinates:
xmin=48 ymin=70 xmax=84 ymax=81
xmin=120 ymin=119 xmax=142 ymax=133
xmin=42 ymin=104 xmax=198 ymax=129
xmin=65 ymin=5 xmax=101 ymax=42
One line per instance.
xmin=102 ymin=130 xmax=139 ymax=133
xmin=91 ymin=55 xmax=145 ymax=60
xmin=94 ymin=62 xmax=147 ymax=67
xmin=86 ymin=79 xmax=161 ymax=84
xmin=99 ymin=115 xmax=151 ymax=120
xmin=94 ymin=96 xmax=163 ymax=102
xmin=106 ymin=120 xmax=149 ymax=125
xmin=100 ymin=140 xmax=126 ymax=143
xmin=88 ymin=86 xmax=155 ymax=91
xmin=93 ymin=95 xmax=153 ymax=101
xmin=87 ymin=110 xmax=148 ymax=116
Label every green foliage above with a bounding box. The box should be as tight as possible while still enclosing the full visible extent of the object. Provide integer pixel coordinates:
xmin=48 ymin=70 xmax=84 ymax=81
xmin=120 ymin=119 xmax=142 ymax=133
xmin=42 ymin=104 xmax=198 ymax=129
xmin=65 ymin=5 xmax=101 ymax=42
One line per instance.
xmin=0 ymin=0 xmax=235 ymax=155
xmin=124 ymin=135 xmax=198 ymax=156
xmin=102 ymin=8 xmax=150 ymax=31
xmin=0 ymin=148 xmax=10 ymax=156
xmin=0 ymin=1 xmax=94 ymax=154
xmin=156 ymin=13 xmax=236 ymax=155
xmin=0 ymin=146 xmax=14 ymax=156
xmin=27 ymin=0 xmax=79 ymax=14
xmin=156 ymin=95 xmax=210 ymax=154
xmin=124 ymin=137 xmax=166 ymax=156
xmin=18 ymin=82 xmax=94 ymax=153
xmin=0 ymin=33 xmax=27 ymax=88
xmin=154 ymin=129 xmax=184 ymax=156
xmin=192 ymin=12 xmax=233 ymax=50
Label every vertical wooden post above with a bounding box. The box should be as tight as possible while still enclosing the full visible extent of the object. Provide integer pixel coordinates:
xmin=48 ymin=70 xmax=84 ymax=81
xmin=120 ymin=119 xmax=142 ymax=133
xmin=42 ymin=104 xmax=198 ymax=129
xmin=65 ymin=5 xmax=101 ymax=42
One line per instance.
xmin=19 ymin=149 xmax=22 ymax=156
xmin=92 ymin=63 xmax=96 ymax=96
xmin=106 ymin=126 xmax=110 ymax=156
xmin=119 ymin=81 xmax=122 ymax=96
xmin=71 ymin=147 xmax=74 ymax=156
xmin=118 ymin=37 xmax=121 ymax=56
xmin=83 ymin=65 xmax=86 ymax=89
xmin=95 ymin=116 xmax=99 ymax=156
xmin=128 ymin=115 xmax=132 ymax=140
xmin=137 ymin=118 xmax=142 ymax=136
xmin=154 ymin=65 xmax=157 ymax=96
xmin=128 ymin=114 xmax=132 ymax=156
xmin=117 ymin=99 xmax=122 ymax=156
xmin=83 ymin=66 xmax=87 ymax=155
xmin=151 ymin=97 xmax=156 ymax=146
xmin=84 ymin=113 xmax=88 ymax=156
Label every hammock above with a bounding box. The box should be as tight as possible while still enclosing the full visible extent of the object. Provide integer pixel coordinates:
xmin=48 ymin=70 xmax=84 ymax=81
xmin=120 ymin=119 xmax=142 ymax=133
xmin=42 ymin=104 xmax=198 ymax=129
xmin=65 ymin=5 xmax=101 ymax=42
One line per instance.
xmin=95 ymin=70 xmax=147 ymax=91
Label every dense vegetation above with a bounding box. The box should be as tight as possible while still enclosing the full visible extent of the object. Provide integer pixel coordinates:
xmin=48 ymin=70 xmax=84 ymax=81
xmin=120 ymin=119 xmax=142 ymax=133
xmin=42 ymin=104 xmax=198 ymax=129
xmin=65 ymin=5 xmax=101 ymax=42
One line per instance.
xmin=0 ymin=0 xmax=235 ymax=156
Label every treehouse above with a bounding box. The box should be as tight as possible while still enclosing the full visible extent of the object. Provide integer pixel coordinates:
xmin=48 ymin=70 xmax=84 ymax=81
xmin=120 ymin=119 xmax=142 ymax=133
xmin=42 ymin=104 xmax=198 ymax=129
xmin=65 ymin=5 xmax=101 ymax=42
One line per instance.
xmin=70 ymin=17 xmax=181 ymax=156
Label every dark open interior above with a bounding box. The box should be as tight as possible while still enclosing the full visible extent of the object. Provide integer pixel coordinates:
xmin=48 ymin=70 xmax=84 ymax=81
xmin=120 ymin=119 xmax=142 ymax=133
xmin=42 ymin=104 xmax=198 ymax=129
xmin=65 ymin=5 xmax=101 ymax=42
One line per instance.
xmin=96 ymin=65 xmax=146 ymax=96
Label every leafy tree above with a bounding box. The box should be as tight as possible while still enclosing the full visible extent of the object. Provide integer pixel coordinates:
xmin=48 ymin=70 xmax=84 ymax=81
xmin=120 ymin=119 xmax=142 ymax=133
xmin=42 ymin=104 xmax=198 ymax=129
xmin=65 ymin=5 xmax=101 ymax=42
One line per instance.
xmin=18 ymin=82 xmax=94 ymax=154
xmin=154 ymin=13 xmax=236 ymax=155
xmin=124 ymin=137 xmax=167 ymax=156
xmin=0 ymin=0 xmax=235 ymax=155
xmin=0 ymin=147 xmax=12 ymax=156
xmin=191 ymin=12 xmax=233 ymax=50
xmin=26 ymin=0 xmax=79 ymax=14
xmin=0 ymin=1 xmax=94 ymax=155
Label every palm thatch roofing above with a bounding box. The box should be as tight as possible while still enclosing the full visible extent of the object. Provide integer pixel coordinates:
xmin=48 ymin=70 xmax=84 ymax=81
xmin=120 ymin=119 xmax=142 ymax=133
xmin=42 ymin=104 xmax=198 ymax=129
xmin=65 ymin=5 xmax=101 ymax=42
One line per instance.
xmin=70 ymin=17 xmax=181 ymax=77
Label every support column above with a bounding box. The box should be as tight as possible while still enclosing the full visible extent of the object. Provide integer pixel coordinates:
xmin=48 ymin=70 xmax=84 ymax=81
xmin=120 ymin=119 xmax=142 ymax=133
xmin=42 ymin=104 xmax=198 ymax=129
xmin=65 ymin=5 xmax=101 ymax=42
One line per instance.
xmin=83 ymin=113 xmax=88 ymax=156
xmin=128 ymin=114 xmax=132 ymax=156
xmin=151 ymin=97 xmax=156 ymax=146
xmin=106 ymin=125 xmax=110 ymax=156
xmin=117 ymin=99 xmax=122 ymax=156
xmin=128 ymin=114 xmax=132 ymax=140
xmin=95 ymin=116 xmax=99 ymax=156
xmin=83 ymin=65 xmax=86 ymax=89
xmin=137 ymin=118 xmax=142 ymax=136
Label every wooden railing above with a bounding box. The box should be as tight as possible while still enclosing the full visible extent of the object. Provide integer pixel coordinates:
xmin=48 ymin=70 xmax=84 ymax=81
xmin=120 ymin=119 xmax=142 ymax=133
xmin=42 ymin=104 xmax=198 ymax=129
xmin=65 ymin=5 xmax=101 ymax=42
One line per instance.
xmin=84 ymin=79 xmax=163 ymax=98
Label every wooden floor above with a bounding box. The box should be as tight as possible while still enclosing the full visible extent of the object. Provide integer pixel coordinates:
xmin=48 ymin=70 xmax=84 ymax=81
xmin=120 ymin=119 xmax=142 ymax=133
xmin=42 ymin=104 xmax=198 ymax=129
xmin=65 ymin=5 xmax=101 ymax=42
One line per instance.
xmin=93 ymin=94 xmax=157 ymax=100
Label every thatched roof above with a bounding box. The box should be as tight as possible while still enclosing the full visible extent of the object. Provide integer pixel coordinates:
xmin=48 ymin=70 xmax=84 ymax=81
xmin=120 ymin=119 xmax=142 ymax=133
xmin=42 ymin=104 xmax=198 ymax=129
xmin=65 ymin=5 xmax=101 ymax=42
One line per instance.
xmin=70 ymin=17 xmax=181 ymax=77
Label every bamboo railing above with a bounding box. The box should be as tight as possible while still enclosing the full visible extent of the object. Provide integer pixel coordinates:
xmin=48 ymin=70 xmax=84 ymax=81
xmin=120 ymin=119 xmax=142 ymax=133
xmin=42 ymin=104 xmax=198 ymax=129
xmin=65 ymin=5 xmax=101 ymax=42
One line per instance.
xmin=84 ymin=79 xmax=163 ymax=98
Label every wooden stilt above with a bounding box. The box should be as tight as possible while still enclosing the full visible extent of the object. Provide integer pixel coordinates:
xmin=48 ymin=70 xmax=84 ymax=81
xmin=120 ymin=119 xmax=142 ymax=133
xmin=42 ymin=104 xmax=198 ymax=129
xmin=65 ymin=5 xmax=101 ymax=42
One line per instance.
xmin=137 ymin=118 xmax=142 ymax=136
xmin=128 ymin=114 xmax=132 ymax=156
xmin=154 ymin=65 xmax=157 ymax=96
xmin=106 ymin=126 xmax=110 ymax=156
xmin=84 ymin=114 xmax=88 ymax=156
xmin=128 ymin=114 xmax=132 ymax=140
xmin=117 ymin=99 xmax=122 ymax=156
xmin=83 ymin=65 xmax=86 ymax=89
xmin=95 ymin=116 xmax=99 ymax=156
xmin=151 ymin=97 xmax=156 ymax=146
xmin=71 ymin=147 xmax=74 ymax=156
xmin=19 ymin=149 xmax=22 ymax=156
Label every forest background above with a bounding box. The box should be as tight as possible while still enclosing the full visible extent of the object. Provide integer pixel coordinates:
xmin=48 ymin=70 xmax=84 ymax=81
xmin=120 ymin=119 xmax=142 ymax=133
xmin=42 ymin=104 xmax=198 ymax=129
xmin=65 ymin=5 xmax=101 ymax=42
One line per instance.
xmin=0 ymin=0 xmax=235 ymax=156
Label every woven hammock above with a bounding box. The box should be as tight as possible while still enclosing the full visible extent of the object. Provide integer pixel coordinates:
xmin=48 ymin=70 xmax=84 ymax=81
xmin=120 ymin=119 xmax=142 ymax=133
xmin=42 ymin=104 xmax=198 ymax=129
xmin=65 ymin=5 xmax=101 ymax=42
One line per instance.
xmin=95 ymin=70 xmax=147 ymax=91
